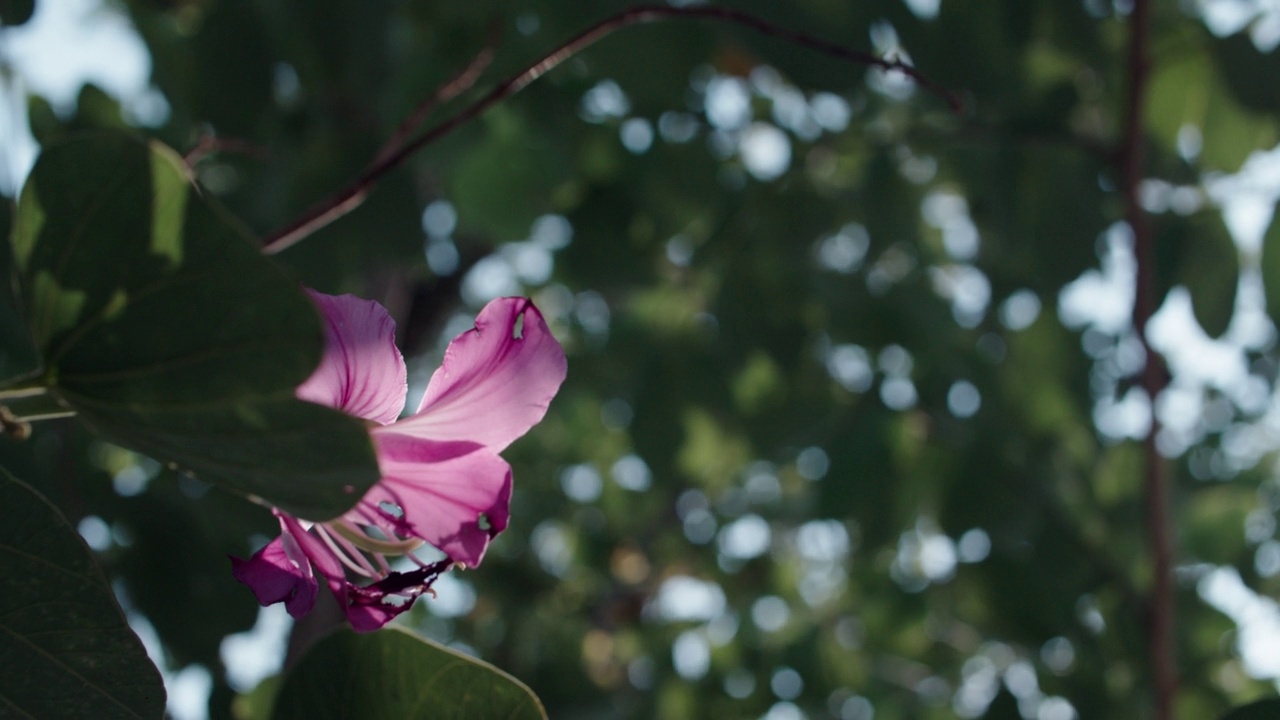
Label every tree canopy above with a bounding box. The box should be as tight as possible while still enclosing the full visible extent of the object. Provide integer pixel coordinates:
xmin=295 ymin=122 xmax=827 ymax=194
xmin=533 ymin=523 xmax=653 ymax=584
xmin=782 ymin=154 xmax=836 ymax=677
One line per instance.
xmin=2 ymin=0 xmax=1280 ymax=718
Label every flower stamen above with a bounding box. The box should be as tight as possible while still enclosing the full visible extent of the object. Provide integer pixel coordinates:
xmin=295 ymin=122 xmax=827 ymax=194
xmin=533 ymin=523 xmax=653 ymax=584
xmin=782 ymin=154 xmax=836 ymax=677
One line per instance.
xmin=330 ymin=518 xmax=425 ymax=556
xmin=314 ymin=524 xmax=378 ymax=578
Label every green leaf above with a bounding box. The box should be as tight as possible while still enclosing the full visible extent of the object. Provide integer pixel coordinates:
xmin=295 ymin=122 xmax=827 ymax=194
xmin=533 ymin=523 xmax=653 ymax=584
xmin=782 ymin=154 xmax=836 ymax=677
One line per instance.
xmin=1153 ymin=209 xmax=1239 ymax=338
xmin=14 ymin=132 xmax=310 ymax=403
xmin=272 ymin=628 xmax=547 ymax=720
xmin=1219 ymin=699 xmax=1280 ymax=720
xmin=71 ymin=398 xmax=377 ymax=521
xmin=1147 ymin=39 xmax=1277 ymax=172
xmin=0 ymin=467 xmax=166 ymax=719
xmin=0 ymin=0 xmax=34 ymax=26
xmin=1214 ymin=32 xmax=1280 ymax=114
xmin=0 ymin=195 xmax=40 ymax=386
xmin=9 ymin=131 xmax=379 ymax=519
xmin=1262 ymin=211 xmax=1280 ymax=328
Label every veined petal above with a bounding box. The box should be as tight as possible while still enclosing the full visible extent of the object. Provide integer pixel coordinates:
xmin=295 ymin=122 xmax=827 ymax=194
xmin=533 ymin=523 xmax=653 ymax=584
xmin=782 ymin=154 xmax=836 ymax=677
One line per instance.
xmin=230 ymin=526 xmax=317 ymax=618
xmin=296 ymin=291 xmax=407 ymax=425
xmin=369 ymin=429 xmax=512 ymax=567
xmin=397 ymin=297 xmax=566 ymax=451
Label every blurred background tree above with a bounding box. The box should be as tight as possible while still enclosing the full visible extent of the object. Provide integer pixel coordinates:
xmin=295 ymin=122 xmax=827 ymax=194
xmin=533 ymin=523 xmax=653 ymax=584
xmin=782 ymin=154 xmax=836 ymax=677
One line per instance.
xmin=4 ymin=0 xmax=1280 ymax=718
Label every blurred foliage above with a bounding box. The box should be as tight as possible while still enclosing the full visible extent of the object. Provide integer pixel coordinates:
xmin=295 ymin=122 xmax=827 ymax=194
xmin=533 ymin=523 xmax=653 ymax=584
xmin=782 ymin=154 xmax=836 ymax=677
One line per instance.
xmin=3 ymin=0 xmax=1280 ymax=718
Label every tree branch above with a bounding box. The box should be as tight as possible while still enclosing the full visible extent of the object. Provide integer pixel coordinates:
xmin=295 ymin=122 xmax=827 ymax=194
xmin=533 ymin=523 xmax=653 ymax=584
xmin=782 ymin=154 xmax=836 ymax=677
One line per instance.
xmin=261 ymin=4 xmax=961 ymax=255
xmin=1119 ymin=0 xmax=1176 ymax=715
xmin=371 ymin=25 xmax=500 ymax=166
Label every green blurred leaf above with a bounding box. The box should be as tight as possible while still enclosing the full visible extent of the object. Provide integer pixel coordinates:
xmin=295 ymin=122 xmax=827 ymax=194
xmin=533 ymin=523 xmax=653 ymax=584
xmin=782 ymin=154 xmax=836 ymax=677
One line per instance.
xmin=1147 ymin=40 xmax=1277 ymax=171
xmin=272 ymin=627 xmax=547 ymax=720
xmin=1181 ymin=485 xmax=1254 ymax=564
xmin=234 ymin=675 xmax=282 ymax=720
xmin=0 ymin=467 xmax=166 ymax=719
xmin=0 ymin=195 xmax=39 ymax=386
xmin=1219 ymin=698 xmax=1280 ymax=720
xmin=1154 ymin=209 xmax=1239 ymax=338
xmin=9 ymin=131 xmax=379 ymax=519
xmin=1262 ymin=211 xmax=1280 ymax=327
xmin=450 ymin=109 xmax=565 ymax=241
xmin=112 ymin=478 xmax=261 ymax=669
xmin=27 ymin=84 xmax=133 ymax=149
xmin=1214 ymin=33 xmax=1280 ymax=114
xmin=0 ymin=0 xmax=33 ymax=26
xmin=189 ymin=3 xmax=273 ymax=137
xmin=981 ymin=686 xmax=1022 ymax=719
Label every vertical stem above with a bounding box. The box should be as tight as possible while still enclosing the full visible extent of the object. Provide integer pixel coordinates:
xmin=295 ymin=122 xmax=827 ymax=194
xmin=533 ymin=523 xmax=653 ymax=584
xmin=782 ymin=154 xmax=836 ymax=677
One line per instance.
xmin=1120 ymin=0 xmax=1176 ymax=715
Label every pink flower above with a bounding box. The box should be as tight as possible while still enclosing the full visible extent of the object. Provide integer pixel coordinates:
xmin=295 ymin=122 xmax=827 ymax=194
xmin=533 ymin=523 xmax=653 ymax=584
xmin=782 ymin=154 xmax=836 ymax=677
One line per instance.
xmin=231 ymin=292 xmax=566 ymax=631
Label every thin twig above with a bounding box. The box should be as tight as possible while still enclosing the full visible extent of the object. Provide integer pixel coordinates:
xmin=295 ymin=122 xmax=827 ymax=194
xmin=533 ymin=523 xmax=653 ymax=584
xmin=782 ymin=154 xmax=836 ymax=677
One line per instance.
xmin=1120 ymin=0 xmax=1176 ymax=715
xmin=373 ymin=25 xmax=500 ymax=165
xmin=262 ymin=4 xmax=961 ymax=254
xmin=183 ymin=134 xmax=270 ymax=167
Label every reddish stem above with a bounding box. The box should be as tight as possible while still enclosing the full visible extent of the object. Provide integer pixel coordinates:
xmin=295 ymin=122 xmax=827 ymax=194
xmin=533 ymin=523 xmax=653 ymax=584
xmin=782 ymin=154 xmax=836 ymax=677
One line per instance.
xmin=183 ymin=135 xmax=270 ymax=167
xmin=1120 ymin=0 xmax=1176 ymax=715
xmin=261 ymin=4 xmax=960 ymax=254
xmin=372 ymin=27 xmax=499 ymax=166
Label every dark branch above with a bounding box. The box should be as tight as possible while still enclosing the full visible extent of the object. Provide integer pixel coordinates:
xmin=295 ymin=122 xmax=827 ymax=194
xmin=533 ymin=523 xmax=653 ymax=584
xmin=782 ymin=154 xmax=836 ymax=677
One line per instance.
xmin=1119 ymin=0 xmax=1176 ymax=715
xmin=183 ymin=134 xmax=270 ymax=167
xmin=372 ymin=24 xmax=500 ymax=166
xmin=262 ymin=4 xmax=961 ymax=254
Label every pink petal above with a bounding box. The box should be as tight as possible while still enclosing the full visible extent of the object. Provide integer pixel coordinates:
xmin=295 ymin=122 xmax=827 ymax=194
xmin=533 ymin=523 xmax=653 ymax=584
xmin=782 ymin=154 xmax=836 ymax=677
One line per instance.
xmin=296 ymin=291 xmax=407 ymax=425
xmin=230 ymin=532 xmax=317 ymax=618
xmin=276 ymin=511 xmax=346 ymax=582
xmin=298 ymin=573 xmax=391 ymax=632
xmin=337 ymin=560 xmax=452 ymax=632
xmin=395 ymin=297 xmax=566 ymax=451
xmin=342 ymin=594 xmax=410 ymax=632
xmin=368 ymin=428 xmax=512 ymax=567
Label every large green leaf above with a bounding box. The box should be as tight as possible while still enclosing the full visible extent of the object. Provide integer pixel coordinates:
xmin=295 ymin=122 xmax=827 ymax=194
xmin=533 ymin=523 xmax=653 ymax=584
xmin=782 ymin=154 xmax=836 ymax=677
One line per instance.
xmin=0 ymin=468 xmax=166 ymax=719
xmin=8 ymin=132 xmax=379 ymax=519
xmin=70 ymin=398 xmax=378 ymax=521
xmin=272 ymin=628 xmax=547 ymax=720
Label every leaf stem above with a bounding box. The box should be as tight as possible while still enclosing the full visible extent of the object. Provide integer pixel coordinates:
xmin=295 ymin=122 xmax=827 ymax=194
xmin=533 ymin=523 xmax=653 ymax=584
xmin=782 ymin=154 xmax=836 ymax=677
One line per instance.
xmin=261 ymin=4 xmax=961 ymax=254
xmin=1120 ymin=0 xmax=1176 ymax=714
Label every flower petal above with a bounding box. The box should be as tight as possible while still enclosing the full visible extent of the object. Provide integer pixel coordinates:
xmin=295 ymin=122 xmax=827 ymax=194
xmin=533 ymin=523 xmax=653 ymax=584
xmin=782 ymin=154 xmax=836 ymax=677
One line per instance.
xmin=276 ymin=511 xmax=346 ymax=582
xmin=337 ymin=560 xmax=452 ymax=632
xmin=341 ymin=591 xmax=412 ymax=633
xmin=296 ymin=291 xmax=407 ymax=425
xmin=396 ymin=297 xmax=566 ymax=451
xmin=368 ymin=429 xmax=512 ymax=567
xmin=230 ymin=532 xmax=317 ymax=618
